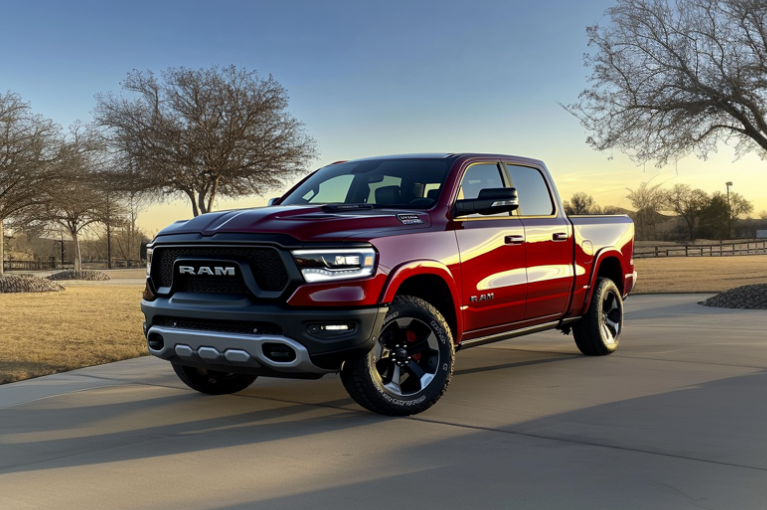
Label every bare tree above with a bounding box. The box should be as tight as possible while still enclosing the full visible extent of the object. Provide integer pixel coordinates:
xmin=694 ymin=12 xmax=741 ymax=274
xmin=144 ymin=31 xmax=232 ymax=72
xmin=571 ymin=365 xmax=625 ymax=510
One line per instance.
xmin=726 ymin=191 xmax=754 ymax=219
xmin=759 ymin=210 xmax=767 ymax=220
xmin=0 ymin=92 xmax=60 ymax=275
xmin=565 ymin=0 xmax=767 ymax=166
xmin=564 ymin=192 xmax=602 ymax=215
xmin=91 ymin=169 xmax=129 ymax=269
xmin=112 ymin=158 xmax=152 ymax=263
xmin=626 ymin=182 xmax=666 ymax=240
xmin=662 ymin=184 xmax=709 ymax=240
xmin=45 ymin=127 xmax=105 ymax=271
xmin=95 ymin=66 xmax=318 ymax=217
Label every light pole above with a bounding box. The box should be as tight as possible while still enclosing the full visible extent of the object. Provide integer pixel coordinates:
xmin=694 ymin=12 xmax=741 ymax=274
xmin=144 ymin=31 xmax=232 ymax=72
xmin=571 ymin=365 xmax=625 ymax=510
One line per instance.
xmin=726 ymin=181 xmax=733 ymax=239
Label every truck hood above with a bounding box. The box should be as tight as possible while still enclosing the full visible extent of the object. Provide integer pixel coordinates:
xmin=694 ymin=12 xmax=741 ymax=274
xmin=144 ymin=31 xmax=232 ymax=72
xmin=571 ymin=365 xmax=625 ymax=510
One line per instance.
xmin=155 ymin=205 xmax=432 ymax=242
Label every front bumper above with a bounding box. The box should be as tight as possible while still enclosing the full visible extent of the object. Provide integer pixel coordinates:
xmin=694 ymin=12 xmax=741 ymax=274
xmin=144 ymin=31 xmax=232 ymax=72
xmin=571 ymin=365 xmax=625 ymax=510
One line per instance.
xmin=141 ymin=293 xmax=388 ymax=378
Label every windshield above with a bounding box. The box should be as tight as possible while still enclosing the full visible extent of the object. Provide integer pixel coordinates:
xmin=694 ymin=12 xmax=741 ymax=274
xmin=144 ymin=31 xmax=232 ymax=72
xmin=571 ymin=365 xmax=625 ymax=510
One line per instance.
xmin=281 ymin=158 xmax=455 ymax=209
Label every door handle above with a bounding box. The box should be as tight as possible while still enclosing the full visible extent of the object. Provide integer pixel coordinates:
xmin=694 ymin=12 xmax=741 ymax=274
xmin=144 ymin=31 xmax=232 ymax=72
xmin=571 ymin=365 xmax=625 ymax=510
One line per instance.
xmin=505 ymin=234 xmax=525 ymax=244
xmin=553 ymin=232 xmax=569 ymax=241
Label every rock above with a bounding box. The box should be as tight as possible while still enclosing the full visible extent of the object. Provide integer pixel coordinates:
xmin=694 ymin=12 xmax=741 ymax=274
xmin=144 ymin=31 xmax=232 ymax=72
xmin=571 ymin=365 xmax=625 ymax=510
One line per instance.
xmin=47 ymin=270 xmax=111 ymax=281
xmin=0 ymin=275 xmax=65 ymax=293
xmin=700 ymin=284 xmax=767 ymax=310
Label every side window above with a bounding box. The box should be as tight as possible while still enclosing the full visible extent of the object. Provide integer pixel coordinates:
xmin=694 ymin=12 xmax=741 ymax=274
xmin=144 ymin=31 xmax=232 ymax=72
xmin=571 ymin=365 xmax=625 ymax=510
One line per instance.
xmin=457 ymin=163 xmax=510 ymax=218
xmin=506 ymin=164 xmax=554 ymax=216
xmin=302 ymin=174 xmax=354 ymax=203
xmin=458 ymin=163 xmax=504 ymax=200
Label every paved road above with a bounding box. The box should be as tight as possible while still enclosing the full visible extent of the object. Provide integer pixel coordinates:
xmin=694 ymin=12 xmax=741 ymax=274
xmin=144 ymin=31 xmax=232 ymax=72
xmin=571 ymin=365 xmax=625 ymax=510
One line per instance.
xmin=1 ymin=294 xmax=766 ymax=510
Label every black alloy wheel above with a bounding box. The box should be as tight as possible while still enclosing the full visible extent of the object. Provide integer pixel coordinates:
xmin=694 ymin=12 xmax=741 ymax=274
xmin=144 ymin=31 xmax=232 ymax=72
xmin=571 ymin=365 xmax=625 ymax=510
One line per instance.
xmin=341 ymin=295 xmax=455 ymax=416
xmin=572 ymin=277 xmax=624 ymax=356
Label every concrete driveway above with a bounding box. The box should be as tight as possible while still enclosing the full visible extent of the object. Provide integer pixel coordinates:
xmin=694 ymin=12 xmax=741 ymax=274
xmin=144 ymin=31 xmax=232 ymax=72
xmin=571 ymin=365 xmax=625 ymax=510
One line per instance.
xmin=1 ymin=294 xmax=766 ymax=510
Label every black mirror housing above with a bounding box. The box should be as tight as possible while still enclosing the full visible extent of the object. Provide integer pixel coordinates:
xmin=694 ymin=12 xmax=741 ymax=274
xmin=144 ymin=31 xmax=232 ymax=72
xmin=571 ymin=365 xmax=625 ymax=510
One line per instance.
xmin=455 ymin=187 xmax=519 ymax=216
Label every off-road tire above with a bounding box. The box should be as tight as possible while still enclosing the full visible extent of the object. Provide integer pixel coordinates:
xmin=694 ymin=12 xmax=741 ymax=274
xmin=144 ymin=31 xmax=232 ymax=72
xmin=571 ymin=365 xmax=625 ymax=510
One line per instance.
xmin=172 ymin=363 xmax=257 ymax=395
xmin=572 ymin=277 xmax=623 ymax=356
xmin=341 ymin=295 xmax=455 ymax=416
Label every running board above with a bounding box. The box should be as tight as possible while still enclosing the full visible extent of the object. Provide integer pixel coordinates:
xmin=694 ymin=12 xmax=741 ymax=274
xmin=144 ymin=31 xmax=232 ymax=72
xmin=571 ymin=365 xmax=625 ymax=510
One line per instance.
xmin=457 ymin=317 xmax=581 ymax=351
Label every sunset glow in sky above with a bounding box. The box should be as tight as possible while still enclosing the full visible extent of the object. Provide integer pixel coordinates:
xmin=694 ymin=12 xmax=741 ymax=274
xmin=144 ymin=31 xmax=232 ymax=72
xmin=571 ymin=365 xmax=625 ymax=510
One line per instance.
xmin=3 ymin=0 xmax=765 ymax=234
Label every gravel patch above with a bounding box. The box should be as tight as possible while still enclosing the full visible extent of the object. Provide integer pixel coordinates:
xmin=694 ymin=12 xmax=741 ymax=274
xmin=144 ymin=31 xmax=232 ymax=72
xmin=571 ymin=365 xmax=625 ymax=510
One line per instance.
xmin=700 ymin=284 xmax=767 ymax=309
xmin=47 ymin=270 xmax=111 ymax=281
xmin=0 ymin=275 xmax=65 ymax=293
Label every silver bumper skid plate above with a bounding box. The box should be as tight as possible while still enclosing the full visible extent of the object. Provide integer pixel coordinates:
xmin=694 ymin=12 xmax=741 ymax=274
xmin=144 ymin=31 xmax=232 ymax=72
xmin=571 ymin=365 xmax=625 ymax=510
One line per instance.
xmin=146 ymin=326 xmax=335 ymax=374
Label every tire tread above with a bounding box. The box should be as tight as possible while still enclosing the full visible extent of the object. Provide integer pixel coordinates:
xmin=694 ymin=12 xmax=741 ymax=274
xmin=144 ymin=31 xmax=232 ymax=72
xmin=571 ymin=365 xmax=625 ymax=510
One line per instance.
xmin=341 ymin=295 xmax=454 ymax=416
xmin=572 ymin=277 xmax=621 ymax=356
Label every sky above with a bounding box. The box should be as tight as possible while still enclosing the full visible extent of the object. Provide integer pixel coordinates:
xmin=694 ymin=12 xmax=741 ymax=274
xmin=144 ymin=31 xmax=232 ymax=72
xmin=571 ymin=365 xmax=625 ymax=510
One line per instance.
xmin=2 ymin=0 xmax=765 ymax=234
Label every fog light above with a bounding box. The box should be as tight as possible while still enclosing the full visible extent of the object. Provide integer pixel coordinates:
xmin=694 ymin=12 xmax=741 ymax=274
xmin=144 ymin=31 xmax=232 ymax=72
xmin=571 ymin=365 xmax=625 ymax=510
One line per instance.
xmin=324 ymin=324 xmax=350 ymax=331
xmin=307 ymin=323 xmax=356 ymax=338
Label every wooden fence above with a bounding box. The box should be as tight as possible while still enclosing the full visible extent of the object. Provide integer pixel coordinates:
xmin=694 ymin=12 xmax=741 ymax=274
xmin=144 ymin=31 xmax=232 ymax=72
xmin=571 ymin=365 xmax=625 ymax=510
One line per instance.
xmin=2 ymin=259 xmax=142 ymax=271
xmin=634 ymin=240 xmax=767 ymax=258
xmin=2 ymin=260 xmax=57 ymax=271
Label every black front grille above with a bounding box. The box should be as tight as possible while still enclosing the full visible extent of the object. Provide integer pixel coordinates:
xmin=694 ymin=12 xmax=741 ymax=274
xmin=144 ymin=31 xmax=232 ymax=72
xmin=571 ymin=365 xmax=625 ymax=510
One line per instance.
xmin=174 ymin=273 xmax=250 ymax=295
xmin=153 ymin=316 xmax=283 ymax=336
xmin=152 ymin=246 xmax=289 ymax=293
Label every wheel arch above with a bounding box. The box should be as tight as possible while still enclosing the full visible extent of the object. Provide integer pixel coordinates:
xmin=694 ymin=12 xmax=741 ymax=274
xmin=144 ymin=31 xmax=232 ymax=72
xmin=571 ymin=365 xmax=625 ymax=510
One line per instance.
xmin=579 ymin=248 xmax=626 ymax=316
xmin=379 ymin=261 xmax=462 ymax=342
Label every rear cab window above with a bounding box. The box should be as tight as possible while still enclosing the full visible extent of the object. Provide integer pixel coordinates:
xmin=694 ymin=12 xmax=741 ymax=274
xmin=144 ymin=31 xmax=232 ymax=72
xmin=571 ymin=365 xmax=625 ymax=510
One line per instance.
xmin=504 ymin=164 xmax=554 ymax=216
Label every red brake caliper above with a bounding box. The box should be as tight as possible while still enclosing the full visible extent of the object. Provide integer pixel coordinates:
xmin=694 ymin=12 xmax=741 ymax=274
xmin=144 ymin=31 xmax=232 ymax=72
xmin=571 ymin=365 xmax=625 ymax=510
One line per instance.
xmin=406 ymin=330 xmax=421 ymax=361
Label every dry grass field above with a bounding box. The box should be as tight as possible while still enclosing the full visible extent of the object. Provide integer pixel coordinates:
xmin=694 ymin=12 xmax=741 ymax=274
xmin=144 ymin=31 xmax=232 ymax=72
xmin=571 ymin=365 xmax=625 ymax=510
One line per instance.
xmin=633 ymin=255 xmax=767 ymax=294
xmin=0 ymin=285 xmax=146 ymax=384
xmin=1 ymin=257 xmax=765 ymax=385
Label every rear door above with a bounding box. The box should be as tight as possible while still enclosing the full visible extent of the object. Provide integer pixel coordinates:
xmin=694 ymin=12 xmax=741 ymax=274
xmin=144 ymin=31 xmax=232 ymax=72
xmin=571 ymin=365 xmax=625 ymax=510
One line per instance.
xmin=503 ymin=162 xmax=573 ymax=320
xmin=453 ymin=161 xmax=528 ymax=332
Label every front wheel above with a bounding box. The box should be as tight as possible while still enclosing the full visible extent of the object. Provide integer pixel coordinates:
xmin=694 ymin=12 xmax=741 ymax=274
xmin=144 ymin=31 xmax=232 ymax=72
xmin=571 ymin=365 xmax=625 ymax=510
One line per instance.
xmin=172 ymin=363 xmax=257 ymax=395
xmin=572 ymin=277 xmax=624 ymax=356
xmin=341 ymin=295 xmax=455 ymax=416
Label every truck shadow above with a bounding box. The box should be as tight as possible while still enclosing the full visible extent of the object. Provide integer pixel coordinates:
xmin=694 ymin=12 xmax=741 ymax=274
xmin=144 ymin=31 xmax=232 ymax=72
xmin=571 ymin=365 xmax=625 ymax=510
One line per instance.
xmin=2 ymin=349 xmax=766 ymax=493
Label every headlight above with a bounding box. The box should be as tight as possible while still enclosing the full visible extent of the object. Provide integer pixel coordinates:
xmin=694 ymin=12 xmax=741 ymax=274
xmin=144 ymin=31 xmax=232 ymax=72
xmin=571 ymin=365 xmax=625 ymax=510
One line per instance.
xmin=292 ymin=248 xmax=376 ymax=283
xmin=146 ymin=248 xmax=153 ymax=278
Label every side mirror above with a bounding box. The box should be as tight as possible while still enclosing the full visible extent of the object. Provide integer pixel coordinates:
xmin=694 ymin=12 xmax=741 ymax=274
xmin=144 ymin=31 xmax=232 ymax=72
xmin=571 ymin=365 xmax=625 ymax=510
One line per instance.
xmin=455 ymin=188 xmax=518 ymax=216
xmin=267 ymin=197 xmax=280 ymax=206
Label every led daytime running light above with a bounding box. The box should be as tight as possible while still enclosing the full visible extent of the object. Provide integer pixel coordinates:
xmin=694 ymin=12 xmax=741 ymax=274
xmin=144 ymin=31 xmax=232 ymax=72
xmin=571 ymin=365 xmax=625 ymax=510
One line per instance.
xmin=292 ymin=248 xmax=376 ymax=283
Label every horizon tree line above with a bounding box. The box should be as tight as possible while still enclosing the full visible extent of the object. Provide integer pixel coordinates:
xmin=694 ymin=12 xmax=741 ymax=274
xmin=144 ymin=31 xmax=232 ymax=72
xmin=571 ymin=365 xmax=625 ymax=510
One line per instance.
xmin=564 ymin=184 xmax=758 ymax=241
xmin=0 ymin=65 xmax=318 ymax=275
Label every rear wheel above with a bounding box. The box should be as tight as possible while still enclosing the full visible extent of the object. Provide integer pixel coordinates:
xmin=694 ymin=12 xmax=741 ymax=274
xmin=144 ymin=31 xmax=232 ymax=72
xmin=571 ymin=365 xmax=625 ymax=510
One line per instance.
xmin=172 ymin=363 xmax=257 ymax=395
xmin=341 ymin=295 xmax=454 ymax=416
xmin=572 ymin=277 xmax=623 ymax=356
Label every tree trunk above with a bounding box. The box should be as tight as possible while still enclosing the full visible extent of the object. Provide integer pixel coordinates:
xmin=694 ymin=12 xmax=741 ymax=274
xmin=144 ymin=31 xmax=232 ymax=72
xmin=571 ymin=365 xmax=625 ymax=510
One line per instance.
xmin=206 ymin=177 xmax=219 ymax=213
xmin=70 ymin=227 xmax=82 ymax=271
xmin=185 ymin=190 xmax=200 ymax=217
xmin=106 ymin=223 xmax=112 ymax=269
xmin=129 ymin=200 xmax=137 ymax=260
xmin=684 ymin=216 xmax=695 ymax=241
xmin=198 ymin=189 xmax=208 ymax=215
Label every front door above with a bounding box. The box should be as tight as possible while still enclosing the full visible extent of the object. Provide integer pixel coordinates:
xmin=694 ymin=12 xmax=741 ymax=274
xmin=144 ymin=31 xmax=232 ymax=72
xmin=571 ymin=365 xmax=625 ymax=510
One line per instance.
xmin=454 ymin=161 xmax=528 ymax=332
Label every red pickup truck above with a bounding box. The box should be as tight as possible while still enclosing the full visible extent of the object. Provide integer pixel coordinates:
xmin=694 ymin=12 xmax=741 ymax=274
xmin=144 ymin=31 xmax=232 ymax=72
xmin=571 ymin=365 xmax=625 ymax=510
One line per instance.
xmin=142 ymin=153 xmax=635 ymax=415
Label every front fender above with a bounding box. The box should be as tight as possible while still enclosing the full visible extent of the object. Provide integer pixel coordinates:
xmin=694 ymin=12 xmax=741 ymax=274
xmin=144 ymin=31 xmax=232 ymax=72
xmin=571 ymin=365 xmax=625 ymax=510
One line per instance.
xmin=379 ymin=260 xmax=463 ymax=335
